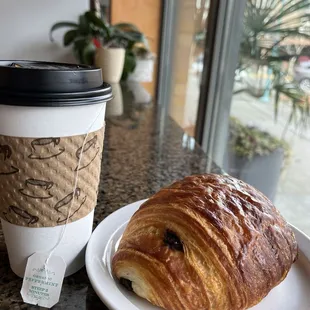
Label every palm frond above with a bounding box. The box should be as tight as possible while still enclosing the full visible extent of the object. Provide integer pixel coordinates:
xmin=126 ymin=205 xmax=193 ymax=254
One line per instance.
xmin=237 ymin=0 xmax=310 ymax=131
xmin=242 ymin=0 xmax=310 ymax=49
xmin=264 ymin=1 xmax=310 ymax=28
xmin=274 ymin=88 xmax=280 ymax=122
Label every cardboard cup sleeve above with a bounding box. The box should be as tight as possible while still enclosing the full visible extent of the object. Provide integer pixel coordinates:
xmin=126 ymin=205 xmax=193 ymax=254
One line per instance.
xmin=0 ymin=126 xmax=104 ymax=227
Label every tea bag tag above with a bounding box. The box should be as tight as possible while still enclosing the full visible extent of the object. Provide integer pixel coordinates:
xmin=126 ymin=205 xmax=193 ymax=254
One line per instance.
xmin=20 ymin=253 xmax=66 ymax=308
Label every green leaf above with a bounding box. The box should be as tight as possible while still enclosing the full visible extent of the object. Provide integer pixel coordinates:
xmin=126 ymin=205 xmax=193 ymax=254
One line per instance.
xmin=121 ymin=51 xmax=136 ymax=80
xmin=113 ymin=23 xmax=140 ymax=32
xmin=50 ymin=22 xmax=78 ymax=41
xmin=84 ymin=11 xmax=111 ymax=39
xmin=127 ymin=40 xmax=136 ymax=50
xmin=274 ymin=90 xmax=280 ymax=122
xmin=112 ymin=28 xmax=140 ymax=42
xmin=112 ymin=24 xmax=149 ymax=49
xmin=268 ymin=54 xmax=303 ymax=62
xmin=265 ymin=1 xmax=310 ymax=27
xmin=274 ymin=82 xmax=310 ymax=134
xmin=73 ymin=38 xmax=89 ymax=49
xmin=82 ymin=42 xmax=96 ymax=65
xmin=63 ymin=29 xmax=78 ymax=46
xmin=265 ymin=16 xmax=310 ymax=32
xmin=306 ymin=97 xmax=310 ymax=117
xmin=78 ymin=14 xmax=90 ymax=35
xmin=73 ymin=38 xmax=92 ymax=64
xmin=292 ymin=101 xmax=298 ymax=127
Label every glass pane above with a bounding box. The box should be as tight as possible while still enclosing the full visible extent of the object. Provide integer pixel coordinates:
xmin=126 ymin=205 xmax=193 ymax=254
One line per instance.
xmin=226 ymin=0 xmax=310 ymax=235
xmin=169 ymin=0 xmax=210 ymax=137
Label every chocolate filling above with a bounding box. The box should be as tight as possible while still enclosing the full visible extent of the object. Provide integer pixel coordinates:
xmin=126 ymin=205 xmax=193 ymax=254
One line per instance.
xmin=164 ymin=229 xmax=184 ymax=252
xmin=119 ymin=277 xmax=133 ymax=292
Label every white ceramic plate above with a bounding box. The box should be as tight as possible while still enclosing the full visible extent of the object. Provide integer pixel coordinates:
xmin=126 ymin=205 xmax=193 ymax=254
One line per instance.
xmin=86 ymin=199 xmax=310 ymax=310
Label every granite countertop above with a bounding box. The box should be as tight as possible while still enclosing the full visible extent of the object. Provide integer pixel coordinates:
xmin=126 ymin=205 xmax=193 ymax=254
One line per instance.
xmin=0 ymin=83 xmax=222 ymax=309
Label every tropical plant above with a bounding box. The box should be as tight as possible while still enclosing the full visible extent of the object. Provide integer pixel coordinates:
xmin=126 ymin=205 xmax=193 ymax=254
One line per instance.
xmin=240 ymin=0 xmax=310 ymax=61
xmin=113 ymin=23 xmax=151 ymax=80
xmin=238 ymin=0 xmax=310 ymax=126
xmin=50 ymin=11 xmax=150 ymax=79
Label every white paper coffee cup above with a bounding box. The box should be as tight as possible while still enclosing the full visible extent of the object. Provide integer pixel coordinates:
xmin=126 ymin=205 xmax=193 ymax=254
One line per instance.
xmin=0 ymin=61 xmax=112 ymax=277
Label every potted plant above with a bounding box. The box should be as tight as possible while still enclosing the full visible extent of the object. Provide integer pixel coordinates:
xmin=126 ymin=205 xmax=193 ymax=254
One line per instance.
xmin=223 ymin=118 xmax=290 ymax=202
xmin=50 ymin=11 xmax=150 ymax=83
xmin=111 ymin=23 xmax=154 ymax=82
xmin=236 ymin=0 xmax=310 ymax=109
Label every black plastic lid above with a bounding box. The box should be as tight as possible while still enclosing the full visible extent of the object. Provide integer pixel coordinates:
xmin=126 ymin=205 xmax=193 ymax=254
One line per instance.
xmin=0 ymin=60 xmax=113 ymax=106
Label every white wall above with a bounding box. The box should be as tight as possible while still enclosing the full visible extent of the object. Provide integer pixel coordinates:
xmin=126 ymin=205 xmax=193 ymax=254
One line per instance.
xmin=0 ymin=0 xmax=89 ymax=63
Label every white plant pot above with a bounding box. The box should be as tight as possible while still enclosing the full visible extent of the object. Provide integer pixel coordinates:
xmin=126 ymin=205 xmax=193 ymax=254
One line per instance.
xmin=128 ymin=56 xmax=155 ymax=83
xmin=95 ymin=47 xmax=125 ymax=83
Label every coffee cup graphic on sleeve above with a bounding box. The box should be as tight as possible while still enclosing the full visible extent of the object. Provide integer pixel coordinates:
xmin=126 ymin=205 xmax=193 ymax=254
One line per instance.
xmin=0 ymin=61 xmax=112 ymax=277
xmin=19 ymin=178 xmax=54 ymax=199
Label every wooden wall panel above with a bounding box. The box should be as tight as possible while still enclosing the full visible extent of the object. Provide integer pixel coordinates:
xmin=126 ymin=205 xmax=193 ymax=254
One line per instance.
xmin=111 ymin=0 xmax=162 ymax=98
xmin=169 ymin=0 xmax=196 ymax=129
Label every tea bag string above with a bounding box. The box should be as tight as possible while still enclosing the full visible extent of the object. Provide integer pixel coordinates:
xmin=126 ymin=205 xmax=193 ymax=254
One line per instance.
xmin=45 ymin=104 xmax=105 ymax=267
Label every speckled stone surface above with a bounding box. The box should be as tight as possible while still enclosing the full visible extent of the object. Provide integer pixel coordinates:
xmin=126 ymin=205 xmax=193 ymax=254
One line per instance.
xmin=0 ymin=90 xmax=222 ymax=309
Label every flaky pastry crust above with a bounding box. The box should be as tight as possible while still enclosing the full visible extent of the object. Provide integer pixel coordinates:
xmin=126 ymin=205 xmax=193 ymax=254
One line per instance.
xmin=112 ymin=174 xmax=297 ymax=310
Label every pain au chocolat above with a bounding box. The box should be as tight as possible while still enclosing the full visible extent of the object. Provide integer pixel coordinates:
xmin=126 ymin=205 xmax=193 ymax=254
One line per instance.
xmin=112 ymin=174 xmax=297 ymax=310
